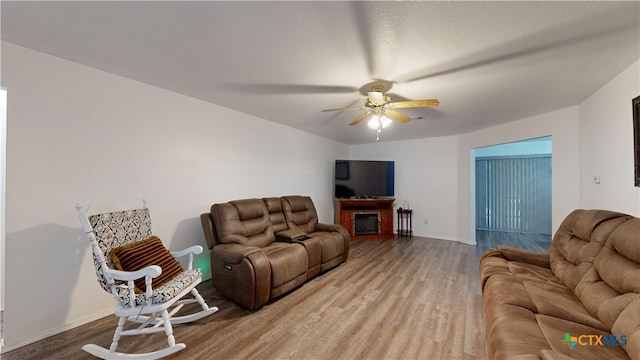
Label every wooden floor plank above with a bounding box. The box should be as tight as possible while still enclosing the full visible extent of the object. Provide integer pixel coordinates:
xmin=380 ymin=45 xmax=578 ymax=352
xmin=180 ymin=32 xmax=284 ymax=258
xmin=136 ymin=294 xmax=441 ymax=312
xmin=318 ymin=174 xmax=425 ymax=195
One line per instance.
xmin=3 ymin=233 xmax=545 ymax=360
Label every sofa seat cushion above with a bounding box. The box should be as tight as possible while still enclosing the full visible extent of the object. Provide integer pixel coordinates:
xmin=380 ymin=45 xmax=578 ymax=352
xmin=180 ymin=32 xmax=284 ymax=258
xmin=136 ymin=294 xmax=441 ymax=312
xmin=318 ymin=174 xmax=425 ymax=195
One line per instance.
xmin=483 ymin=275 xmax=537 ymax=312
xmin=308 ymin=231 xmax=346 ymax=263
xmin=292 ymin=231 xmax=346 ymax=277
xmin=484 ymin=271 xmax=608 ymax=333
xmin=484 ymin=302 xmax=630 ymax=360
xmin=262 ymin=242 xmax=308 ymax=289
xmin=484 ymin=303 xmax=551 ymax=360
xmin=524 ymin=280 xmax=608 ymax=332
xmin=293 ymin=238 xmax=322 ymax=273
xmin=536 ymin=314 xmax=630 ymax=360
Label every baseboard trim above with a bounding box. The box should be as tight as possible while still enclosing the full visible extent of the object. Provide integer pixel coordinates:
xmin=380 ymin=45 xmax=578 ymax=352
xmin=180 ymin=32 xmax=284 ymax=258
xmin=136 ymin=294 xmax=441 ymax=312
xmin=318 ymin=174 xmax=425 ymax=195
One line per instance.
xmin=1 ymin=308 xmax=113 ymax=354
xmin=2 ymin=275 xmax=213 ymax=354
xmin=412 ymin=234 xmax=475 ymax=245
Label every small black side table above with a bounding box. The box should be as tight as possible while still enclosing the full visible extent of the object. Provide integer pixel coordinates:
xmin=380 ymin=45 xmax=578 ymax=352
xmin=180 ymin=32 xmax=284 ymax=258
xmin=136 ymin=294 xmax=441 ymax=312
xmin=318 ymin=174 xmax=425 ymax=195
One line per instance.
xmin=397 ymin=208 xmax=413 ymax=237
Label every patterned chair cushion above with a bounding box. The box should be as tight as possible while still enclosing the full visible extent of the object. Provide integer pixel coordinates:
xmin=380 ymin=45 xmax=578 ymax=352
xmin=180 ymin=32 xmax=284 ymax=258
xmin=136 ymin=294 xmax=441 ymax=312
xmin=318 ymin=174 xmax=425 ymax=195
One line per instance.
xmin=115 ymin=268 xmax=202 ymax=307
xmin=89 ymin=209 xmax=153 ymax=292
xmin=110 ymin=235 xmax=184 ymax=294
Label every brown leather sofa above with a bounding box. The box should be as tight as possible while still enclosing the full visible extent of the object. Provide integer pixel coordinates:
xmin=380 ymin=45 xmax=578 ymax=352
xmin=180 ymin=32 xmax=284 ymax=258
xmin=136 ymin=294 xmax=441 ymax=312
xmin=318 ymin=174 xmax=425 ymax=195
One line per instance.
xmin=200 ymin=196 xmax=350 ymax=310
xmin=480 ymin=209 xmax=640 ymax=360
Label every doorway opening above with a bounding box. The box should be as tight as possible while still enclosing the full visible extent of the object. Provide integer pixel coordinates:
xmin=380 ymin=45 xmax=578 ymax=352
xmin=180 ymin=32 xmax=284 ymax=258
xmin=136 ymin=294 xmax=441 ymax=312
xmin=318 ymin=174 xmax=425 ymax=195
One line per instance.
xmin=474 ymin=136 xmax=552 ymax=252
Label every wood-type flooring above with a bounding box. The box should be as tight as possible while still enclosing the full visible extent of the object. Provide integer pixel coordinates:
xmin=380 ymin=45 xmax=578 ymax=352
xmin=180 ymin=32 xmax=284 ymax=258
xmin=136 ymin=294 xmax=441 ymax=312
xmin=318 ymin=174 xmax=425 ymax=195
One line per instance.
xmin=3 ymin=233 xmax=549 ymax=360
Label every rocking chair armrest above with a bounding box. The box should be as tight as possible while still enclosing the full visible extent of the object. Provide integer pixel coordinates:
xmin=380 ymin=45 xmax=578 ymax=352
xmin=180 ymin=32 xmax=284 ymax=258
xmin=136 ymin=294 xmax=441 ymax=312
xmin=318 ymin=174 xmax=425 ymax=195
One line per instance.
xmin=171 ymin=245 xmax=204 ymax=259
xmin=104 ymin=265 xmax=162 ymax=282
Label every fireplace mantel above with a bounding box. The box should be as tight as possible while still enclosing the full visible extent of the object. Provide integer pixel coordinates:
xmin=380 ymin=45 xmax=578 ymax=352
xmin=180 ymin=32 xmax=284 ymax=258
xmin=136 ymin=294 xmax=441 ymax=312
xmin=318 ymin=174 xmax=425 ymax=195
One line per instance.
xmin=334 ymin=198 xmax=395 ymax=240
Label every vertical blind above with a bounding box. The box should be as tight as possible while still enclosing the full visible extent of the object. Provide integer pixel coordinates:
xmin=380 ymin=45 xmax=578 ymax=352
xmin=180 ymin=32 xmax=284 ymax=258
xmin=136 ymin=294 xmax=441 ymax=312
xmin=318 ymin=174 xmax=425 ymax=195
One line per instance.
xmin=476 ymin=155 xmax=552 ymax=235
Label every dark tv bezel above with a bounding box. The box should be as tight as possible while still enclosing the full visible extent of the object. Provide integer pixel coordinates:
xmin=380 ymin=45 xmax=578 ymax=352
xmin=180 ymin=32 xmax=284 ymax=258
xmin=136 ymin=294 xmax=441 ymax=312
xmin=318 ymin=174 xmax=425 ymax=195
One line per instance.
xmin=334 ymin=160 xmax=395 ymax=198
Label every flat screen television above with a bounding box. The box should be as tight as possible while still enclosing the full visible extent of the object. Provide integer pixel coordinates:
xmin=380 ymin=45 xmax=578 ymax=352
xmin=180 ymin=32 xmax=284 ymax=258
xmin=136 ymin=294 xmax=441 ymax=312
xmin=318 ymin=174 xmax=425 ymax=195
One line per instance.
xmin=334 ymin=160 xmax=394 ymax=198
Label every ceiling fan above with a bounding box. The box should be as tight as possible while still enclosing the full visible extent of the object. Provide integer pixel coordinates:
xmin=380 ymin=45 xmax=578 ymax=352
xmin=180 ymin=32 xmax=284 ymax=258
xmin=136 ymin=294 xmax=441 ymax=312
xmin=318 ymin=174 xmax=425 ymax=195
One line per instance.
xmin=321 ymin=84 xmax=439 ymax=140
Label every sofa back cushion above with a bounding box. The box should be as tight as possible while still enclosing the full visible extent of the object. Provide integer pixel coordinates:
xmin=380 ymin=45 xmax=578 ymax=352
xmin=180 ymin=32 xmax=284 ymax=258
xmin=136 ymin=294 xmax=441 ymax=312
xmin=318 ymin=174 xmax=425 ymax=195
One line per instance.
xmin=263 ymin=197 xmax=288 ymax=233
xmin=575 ymin=218 xmax=640 ymax=359
xmin=549 ymin=209 xmax=631 ymax=290
xmin=282 ymin=195 xmax=318 ymax=234
xmin=211 ymin=198 xmax=275 ymax=248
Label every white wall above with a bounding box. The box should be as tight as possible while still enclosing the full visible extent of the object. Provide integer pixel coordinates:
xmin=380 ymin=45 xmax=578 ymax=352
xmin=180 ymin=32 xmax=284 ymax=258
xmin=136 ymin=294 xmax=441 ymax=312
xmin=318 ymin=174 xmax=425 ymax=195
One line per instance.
xmin=457 ymin=107 xmax=581 ymax=244
xmin=350 ymin=136 xmax=459 ymax=241
xmin=1 ymin=42 xmax=348 ymax=350
xmin=579 ymin=60 xmax=640 ymax=216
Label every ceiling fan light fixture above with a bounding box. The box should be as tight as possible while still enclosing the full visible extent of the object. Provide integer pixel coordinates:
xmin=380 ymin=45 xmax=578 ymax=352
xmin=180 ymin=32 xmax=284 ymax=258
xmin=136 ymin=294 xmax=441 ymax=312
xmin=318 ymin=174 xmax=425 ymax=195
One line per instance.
xmin=367 ymin=114 xmax=392 ymax=129
xmin=381 ymin=115 xmax=392 ymax=128
xmin=367 ymin=116 xmax=378 ymax=129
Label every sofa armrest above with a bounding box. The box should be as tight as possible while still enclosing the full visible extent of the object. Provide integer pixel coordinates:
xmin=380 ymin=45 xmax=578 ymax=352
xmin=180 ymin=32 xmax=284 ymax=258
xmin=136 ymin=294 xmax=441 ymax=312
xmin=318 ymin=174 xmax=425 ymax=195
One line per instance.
xmin=316 ymin=222 xmax=350 ymax=240
xmin=275 ymin=228 xmax=307 ymax=242
xmin=317 ymin=222 xmax=350 ymax=262
xmin=315 ymin=222 xmax=339 ymax=232
xmin=210 ymin=243 xmax=271 ymax=310
xmin=483 ymin=245 xmax=550 ymax=269
xmin=212 ymin=243 xmax=262 ymax=264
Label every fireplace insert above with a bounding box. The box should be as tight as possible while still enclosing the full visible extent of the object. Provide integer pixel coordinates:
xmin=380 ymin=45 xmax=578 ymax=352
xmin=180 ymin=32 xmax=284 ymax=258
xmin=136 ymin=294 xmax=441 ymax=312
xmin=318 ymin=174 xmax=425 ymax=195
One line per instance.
xmin=353 ymin=212 xmax=380 ymax=235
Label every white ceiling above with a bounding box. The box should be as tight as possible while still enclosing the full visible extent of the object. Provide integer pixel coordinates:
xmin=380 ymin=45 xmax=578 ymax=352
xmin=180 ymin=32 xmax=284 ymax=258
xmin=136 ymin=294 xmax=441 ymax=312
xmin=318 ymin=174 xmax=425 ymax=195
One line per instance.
xmin=2 ymin=1 xmax=639 ymax=144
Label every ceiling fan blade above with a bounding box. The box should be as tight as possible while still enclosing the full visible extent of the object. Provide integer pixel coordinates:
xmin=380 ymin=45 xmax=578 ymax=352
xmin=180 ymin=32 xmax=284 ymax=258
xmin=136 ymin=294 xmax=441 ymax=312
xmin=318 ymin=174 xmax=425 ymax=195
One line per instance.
xmin=322 ymin=106 xmax=367 ymax=112
xmin=385 ymin=109 xmax=412 ymax=123
xmin=349 ymin=112 xmax=371 ymax=126
xmin=391 ymin=99 xmax=440 ymax=108
xmin=386 ymin=92 xmax=411 ymax=102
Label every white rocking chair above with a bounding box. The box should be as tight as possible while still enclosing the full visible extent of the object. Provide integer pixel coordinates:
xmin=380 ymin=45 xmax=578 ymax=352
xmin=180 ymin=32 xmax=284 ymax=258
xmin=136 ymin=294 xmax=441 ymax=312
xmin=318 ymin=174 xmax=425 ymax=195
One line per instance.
xmin=76 ymin=201 xmax=218 ymax=359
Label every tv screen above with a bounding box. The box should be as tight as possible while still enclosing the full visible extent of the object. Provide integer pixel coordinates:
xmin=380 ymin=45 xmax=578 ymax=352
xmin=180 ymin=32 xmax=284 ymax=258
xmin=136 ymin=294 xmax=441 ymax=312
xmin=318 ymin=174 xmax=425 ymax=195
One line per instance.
xmin=334 ymin=160 xmax=394 ymax=198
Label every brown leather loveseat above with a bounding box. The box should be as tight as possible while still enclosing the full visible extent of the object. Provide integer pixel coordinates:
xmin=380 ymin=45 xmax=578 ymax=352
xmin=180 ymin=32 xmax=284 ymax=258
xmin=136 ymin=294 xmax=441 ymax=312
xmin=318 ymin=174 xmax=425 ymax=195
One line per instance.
xmin=200 ymin=195 xmax=350 ymax=310
xmin=480 ymin=209 xmax=640 ymax=360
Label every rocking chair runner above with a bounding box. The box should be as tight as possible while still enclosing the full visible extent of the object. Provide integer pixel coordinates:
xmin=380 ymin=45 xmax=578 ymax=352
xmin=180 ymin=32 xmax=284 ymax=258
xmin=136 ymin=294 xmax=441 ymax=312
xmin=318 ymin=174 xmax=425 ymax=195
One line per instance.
xmin=76 ymin=202 xmax=218 ymax=359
